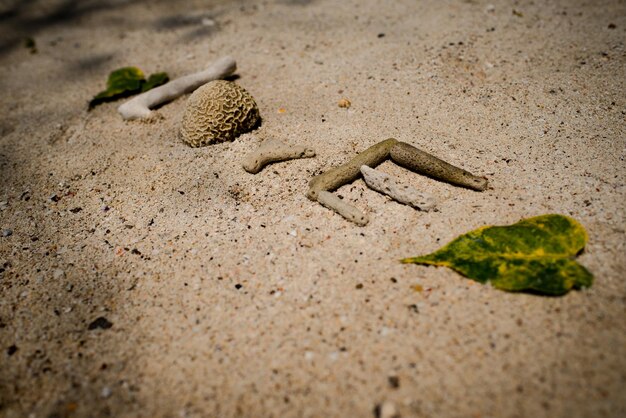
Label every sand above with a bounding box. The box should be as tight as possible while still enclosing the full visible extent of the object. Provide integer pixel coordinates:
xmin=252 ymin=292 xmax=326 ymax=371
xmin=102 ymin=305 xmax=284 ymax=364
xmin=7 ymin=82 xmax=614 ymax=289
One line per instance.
xmin=0 ymin=0 xmax=625 ymax=417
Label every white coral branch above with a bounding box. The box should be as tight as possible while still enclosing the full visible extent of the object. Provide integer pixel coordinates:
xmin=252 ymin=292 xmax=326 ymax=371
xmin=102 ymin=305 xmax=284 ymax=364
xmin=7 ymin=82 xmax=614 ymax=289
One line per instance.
xmin=360 ymin=165 xmax=436 ymax=211
xmin=117 ymin=56 xmax=237 ymax=120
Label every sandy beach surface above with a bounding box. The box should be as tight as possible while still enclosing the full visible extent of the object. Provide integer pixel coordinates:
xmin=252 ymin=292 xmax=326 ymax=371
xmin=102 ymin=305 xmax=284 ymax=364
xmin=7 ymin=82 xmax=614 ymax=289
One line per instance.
xmin=1 ymin=0 xmax=625 ymax=417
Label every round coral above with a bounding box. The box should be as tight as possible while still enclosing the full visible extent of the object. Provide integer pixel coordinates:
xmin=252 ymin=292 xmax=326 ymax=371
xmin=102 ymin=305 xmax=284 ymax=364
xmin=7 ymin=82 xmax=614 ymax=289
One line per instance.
xmin=180 ymin=80 xmax=260 ymax=147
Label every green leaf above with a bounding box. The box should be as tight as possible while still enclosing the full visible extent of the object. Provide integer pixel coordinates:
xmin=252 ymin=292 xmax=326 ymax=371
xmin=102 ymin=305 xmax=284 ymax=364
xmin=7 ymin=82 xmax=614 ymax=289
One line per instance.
xmin=402 ymin=214 xmax=593 ymax=295
xmin=89 ymin=67 xmax=146 ymax=108
xmin=142 ymin=72 xmax=169 ymax=92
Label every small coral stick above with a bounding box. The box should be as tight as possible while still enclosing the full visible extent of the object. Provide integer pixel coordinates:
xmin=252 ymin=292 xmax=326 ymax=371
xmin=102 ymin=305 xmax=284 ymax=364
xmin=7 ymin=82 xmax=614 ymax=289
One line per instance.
xmin=243 ymin=139 xmax=315 ymax=174
xmin=316 ymin=191 xmax=369 ymax=226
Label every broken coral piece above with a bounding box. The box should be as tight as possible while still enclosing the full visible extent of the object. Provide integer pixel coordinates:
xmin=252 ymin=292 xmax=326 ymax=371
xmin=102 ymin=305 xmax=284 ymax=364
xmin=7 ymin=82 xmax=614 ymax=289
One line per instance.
xmin=180 ymin=79 xmax=260 ymax=147
xmin=317 ymin=191 xmax=369 ymax=226
xmin=118 ymin=55 xmax=236 ymax=120
xmin=390 ymin=142 xmax=488 ymax=191
xmin=360 ymin=165 xmax=436 ymax=211
xmin=242 ymin=138 xmax=315 ymax=174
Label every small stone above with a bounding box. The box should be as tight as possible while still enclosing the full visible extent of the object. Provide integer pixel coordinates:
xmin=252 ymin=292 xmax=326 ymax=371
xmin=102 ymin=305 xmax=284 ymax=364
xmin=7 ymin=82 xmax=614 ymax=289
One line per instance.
xmin=388 ymin=375 xmax=400 ymax=389
xmin=1 ymin=229 xmax=12 ymax=237
xmin=374 ymin=401 xmax=399 ymax=418
xmin=88 ymin=317 xmax=113 ymax=330
xmin=101 ymin=386 xmax=112 ymax=398
xmin=338 ymin=98 xmax=351 ymax=108
xmin=53 ymin=269 xmax=65 ymax=280
xmin=7 ymin=344 xmax=18 ymax=356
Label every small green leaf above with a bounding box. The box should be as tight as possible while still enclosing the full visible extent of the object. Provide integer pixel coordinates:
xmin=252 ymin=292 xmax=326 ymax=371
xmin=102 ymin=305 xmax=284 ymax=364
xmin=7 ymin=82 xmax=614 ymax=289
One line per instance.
xmin=142 ymin=72 xmax=169 ymax=92
xmin=89 ymin=67 xmax=146 ymax=108
xmin=402 ymin=214 xmax=593 ymax=295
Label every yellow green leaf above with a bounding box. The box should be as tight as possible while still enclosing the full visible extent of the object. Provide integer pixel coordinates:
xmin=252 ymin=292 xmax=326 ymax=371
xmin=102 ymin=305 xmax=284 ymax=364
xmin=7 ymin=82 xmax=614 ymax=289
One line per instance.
xmin=142 ymin=72 xmax=169 ymax=92
xmin=402 ymin=214 xmax=593 ymax=295
xmin=89 ymin=67 xmax=170 ymax=108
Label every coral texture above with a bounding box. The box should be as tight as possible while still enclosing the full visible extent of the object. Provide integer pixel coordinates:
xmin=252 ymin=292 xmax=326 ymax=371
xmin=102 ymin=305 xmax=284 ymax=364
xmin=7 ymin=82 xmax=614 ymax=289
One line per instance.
xmin=180 ymin=80 xmax=260 ymax=147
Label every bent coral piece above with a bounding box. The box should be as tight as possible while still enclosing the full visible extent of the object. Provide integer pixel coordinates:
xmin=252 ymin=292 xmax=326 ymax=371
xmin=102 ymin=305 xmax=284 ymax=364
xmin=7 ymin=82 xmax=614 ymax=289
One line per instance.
xmin=360 ymin=165 xmax=436 ymax=211
xmin=402 ymin=214 xmax=593 ymax=295
xmin=317 ymin=191 xmax=369 ymax=226
xmin=307 ymin=138 xmax=398 ymax=201
xmin=243 ymin=139 xmax=315 ymax=174
xmin=118 ymin=56 xmax=236 ymax=120
xmin=390 ymin=142 xmax=488 ymax=191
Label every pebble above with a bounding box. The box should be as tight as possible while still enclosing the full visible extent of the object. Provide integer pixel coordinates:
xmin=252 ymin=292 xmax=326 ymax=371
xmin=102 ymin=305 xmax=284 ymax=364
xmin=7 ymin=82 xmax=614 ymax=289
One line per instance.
xmin=53 ymin=269 xmax=65 ymax=280
xmin=1 ymin=229 xmax=12 ymax=237
xmin=376 ymin=401 xmax=398 ymax=418
xmin=338 ymin=98 xmax=351 ymax=108
xmin=101 ymin=386 xmax=112 ymax=398
xmin=88 ymin=317 xmax=113 ymax=330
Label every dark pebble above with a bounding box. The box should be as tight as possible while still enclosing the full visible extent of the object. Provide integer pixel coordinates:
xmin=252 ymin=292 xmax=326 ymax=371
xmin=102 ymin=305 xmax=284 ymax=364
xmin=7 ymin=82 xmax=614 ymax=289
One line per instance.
xmin=7 ymin=344 xmax=18 ymax=356
xmin=88 ymin=317 xmax=113 ymax=330
xmin=388 ymin=375 xmax=400 ymax=389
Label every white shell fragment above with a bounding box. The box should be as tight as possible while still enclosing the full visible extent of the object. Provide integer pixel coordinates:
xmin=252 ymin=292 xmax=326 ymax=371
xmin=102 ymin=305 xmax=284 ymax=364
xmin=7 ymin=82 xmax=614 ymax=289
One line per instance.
xmin=360 ymin=165 xmax=436 ymax=211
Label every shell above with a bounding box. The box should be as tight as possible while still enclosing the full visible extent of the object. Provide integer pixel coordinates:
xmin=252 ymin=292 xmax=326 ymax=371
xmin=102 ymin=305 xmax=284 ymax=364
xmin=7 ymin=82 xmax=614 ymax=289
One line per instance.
xmin=180 ymin=80 xmax=260 ymax=147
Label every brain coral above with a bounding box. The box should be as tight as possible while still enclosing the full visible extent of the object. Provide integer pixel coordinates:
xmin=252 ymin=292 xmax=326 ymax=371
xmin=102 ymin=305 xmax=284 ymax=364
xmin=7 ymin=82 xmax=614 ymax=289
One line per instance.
xmin=180 ymin=80 xmax=260 ymax=147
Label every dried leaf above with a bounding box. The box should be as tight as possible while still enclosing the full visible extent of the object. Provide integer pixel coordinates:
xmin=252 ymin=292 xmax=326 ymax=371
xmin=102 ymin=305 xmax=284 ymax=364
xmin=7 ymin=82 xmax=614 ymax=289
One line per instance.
xmin=402 ymin=214 xmax=593 ymax=295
